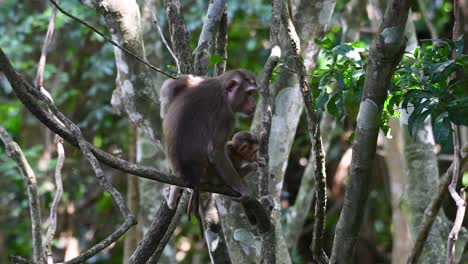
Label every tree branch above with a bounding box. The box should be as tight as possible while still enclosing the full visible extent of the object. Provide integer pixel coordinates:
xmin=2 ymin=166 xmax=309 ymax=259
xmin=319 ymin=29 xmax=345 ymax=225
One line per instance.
xmin=406 ymin=147 xmax=468 ymax=263
xmin=147 ymin=191 xmax=191 ymax=263
xmin=0 ymin=47 xmax=240 ymax=197
xmin=33 ymin=3 xmax=64 ymax=261
xmin=193 ymin=0 xmax=227 ymax=75
xmin=48 ymin=0 xmax=175 ymax=78
xmin=57 ymin=114 xmax=136 ymax=263
xmin=447 ymin=125 xmax=465 ymax=264
xmin=0 ymin=127 xmax=45 ymax=264
xmin=44 ymin=136 xmax=64 ymax=262
xmin=416 ymin=0 xmax=439 ymax=39
xmin=128 ymin=192 xmax=188 ymax=264
xmin=163 ymin=0 xmax=193 ymax=73
xmin=447 ymin=1 xmax=464 ymax=261
xmin=258 ymin=46 xmax=280 ymax=197
xmin=281 ymin=2 xmax=328 ymax=262
xmin=330 ymin=0 xmax=410 ymax=262
xmin=213 ymin=9 xmax=228 ymax=76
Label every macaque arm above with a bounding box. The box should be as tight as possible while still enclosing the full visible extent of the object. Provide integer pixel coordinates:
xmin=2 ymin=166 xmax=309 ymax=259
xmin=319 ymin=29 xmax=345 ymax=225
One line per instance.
xmin=210 ymin=146 xmax=251 ymax=197
xmin=237 ymin=162 xmax=258 ymax=177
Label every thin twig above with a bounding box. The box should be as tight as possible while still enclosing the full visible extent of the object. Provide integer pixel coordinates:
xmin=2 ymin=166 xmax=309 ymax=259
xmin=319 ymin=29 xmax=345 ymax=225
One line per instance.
xmin=447 ymin=124 xmax=465 ymax=264
xmin=281 ymin=2 xmax=328 ymax=262
xmin=34 ymin=4 xmax=65 ymax=262
xmin=258 ymin=46 xmax=280 ymax=197
xmin=48 ymin=0 xmax=175 ymax=78
xmin=64 ymin=123 xmax=136 ymax=264
xmin=446 ymin=1 xmax=464 ymax=262
xmin=44 ymin=136 xmax=64 ymax=264
xmin=0 ymin=127 xmax=45 ymax=264
xmin=141 ymin=0 xmax=181 ymax=75
xmin=35 ymin=1 xmax=58 ymax=89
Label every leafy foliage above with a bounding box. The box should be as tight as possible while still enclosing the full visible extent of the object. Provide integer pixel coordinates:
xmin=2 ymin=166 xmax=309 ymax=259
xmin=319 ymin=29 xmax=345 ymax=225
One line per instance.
xmin=311 ymin=40 xmax=367 ymax=127
xmin=313 ymin=36 xmax=467 ymax=145
xmin=389 ymin=37 xmax=467 ymax=144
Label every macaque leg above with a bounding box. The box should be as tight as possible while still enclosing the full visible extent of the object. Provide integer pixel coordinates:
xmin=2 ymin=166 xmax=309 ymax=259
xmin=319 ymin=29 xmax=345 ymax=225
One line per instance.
xmin=164 ymin=185 xmax=183 ymax=209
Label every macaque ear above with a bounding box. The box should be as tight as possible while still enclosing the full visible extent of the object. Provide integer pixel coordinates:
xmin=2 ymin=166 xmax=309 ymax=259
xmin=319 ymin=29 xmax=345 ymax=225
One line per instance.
xmin=225 ymin=79 xmax=240 ymax=92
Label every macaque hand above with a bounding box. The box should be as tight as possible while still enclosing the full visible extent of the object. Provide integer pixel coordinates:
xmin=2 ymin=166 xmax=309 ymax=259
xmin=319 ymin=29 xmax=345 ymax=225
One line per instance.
xmin=257 ymin=157 xmax=267 ymax=167
xmin=238 ymin=162 xmax=258 ymax=178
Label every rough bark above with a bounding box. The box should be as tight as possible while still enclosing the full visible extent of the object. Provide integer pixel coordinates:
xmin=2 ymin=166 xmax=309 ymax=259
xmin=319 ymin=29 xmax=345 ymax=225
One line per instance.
xmin=163 ymin=0 xmax=193 ymax=73
xmin=330 ymin=1 xmax=410 ymax=262
xmin=193 ymin=0 xmax=227 ymax=75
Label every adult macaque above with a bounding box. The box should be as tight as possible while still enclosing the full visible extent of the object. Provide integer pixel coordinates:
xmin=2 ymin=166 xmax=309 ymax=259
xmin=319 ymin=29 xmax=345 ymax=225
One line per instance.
xmin=161 ymin=69 xmax=257 ymax=213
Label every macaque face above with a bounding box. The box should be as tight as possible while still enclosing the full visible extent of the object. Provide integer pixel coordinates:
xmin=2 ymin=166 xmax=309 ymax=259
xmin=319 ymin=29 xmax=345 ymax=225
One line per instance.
xmin=226 ymin=71 xmax=257 ymax=116
xmin=232 ymin=131 xmax=259 ymax=162
xmin=237 ymin=141 xmax=259 ymax=161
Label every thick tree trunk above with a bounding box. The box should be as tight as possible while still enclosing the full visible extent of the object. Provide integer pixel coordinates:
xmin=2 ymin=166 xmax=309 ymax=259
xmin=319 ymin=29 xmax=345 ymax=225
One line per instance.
xmin=83 ymin=1 xmax=175 ymax=262
xmin=331 ymin=1 xmax=410 ymax=262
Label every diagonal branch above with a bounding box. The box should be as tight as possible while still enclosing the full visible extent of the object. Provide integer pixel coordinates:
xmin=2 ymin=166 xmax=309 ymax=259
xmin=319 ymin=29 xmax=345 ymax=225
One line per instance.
xmin=147 ymin=191 xmax=191 ymax=263
xmin=0 ymin=48 xmax=240 ymax=195
xmin=64 ymin=122 xmax=136 ymax=263
xmin=127 ymin=192 xmax=188 ymax=264
xmin=0 ymin=127 xmax=45 ymax=264
xmin=330 ymin=0 xmax=410 ymax=262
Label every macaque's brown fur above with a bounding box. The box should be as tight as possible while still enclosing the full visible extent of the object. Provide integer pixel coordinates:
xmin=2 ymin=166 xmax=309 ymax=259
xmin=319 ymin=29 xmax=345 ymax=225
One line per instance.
xmin=161 ymin=70 xmax=257 ymax=215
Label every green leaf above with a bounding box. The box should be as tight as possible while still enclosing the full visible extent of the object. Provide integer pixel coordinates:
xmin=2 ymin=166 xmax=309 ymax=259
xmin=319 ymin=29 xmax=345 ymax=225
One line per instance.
xmin=315 ymin=37 xmax=333 ymax=50
xmin=316 ymin=91 xmax=329 ymax=110
xmin=327 ymin=92 xmax=341 ymax=117
xmin=332 ymin=44 xmax=361 ymax=63
xmin=433 ymin=113 xmax=451 ymax=145
xmin=408 ymin=109 xmax=431 ymax=138
xmin=448 ymin=108 xmax=468 ymax=126
xmin=429 ymin=60 xmax=454 ymax=73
